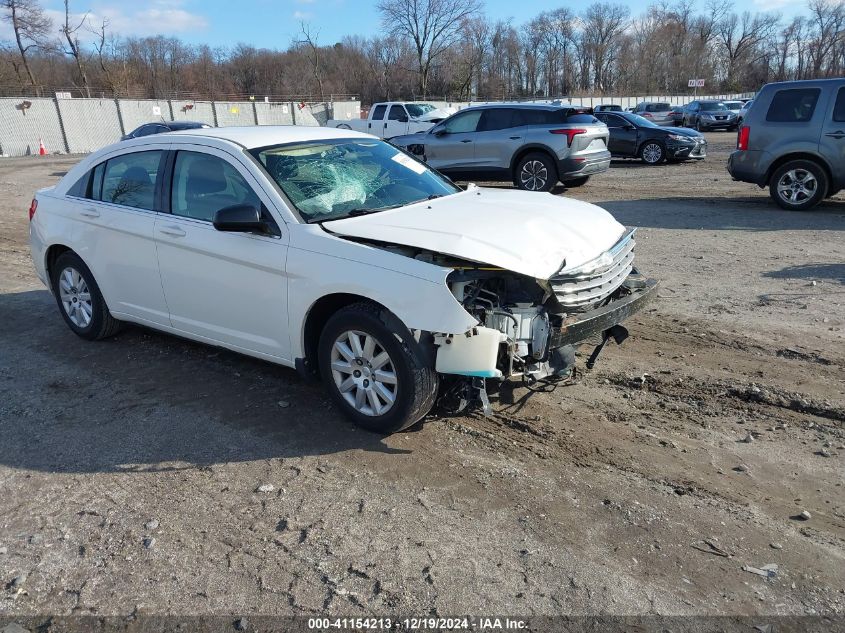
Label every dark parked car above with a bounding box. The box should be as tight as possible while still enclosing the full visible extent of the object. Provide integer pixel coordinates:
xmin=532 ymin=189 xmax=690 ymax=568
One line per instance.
xmin=682 ymin=101 xmax=738 ymax=131
xmin=121 ymin=120 xmax=211 ymax=140
xmin=594 ymin=111 xmax=706 ymax=164
xmin=390 ymin=104 xmax=611 ymax=191
xmin=594 ymin=104 xmax=623 ymax=112
xmin=668 ymin=105 xmax=686 ymax=126
xmin=728 ymin=78 xmax=845 ymax=210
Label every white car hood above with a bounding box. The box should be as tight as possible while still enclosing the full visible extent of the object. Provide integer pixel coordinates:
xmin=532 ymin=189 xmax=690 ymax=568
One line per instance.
xmin=322 ymin=188 xmax=626 ymax=279
xmin=414 ymin=107 xmax=455 ymax=122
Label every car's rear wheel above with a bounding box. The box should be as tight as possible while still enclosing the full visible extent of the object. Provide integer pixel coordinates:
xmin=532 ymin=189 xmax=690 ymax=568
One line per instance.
xmin=515 ymin=152 xmax=557 ymax=192
xmin=770 ymin=160 xmax=827 ymax=211
xmin=318 ymin=302 xmax=438 ymax=433
xmin=639 ymin=141 xmax=665 ymax=165
xmin=563 ymin=176 xmax=590 ymax=188
xmin=50 ymin=251 xmax=124 ymax=340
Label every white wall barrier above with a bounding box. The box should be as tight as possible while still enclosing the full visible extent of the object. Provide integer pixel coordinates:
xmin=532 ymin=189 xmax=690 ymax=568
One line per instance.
xmin=0 ymin=97 xmax=361 ymax=157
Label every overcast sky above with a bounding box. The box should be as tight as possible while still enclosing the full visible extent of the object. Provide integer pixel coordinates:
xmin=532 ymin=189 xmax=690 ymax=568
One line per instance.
xmin=28 ymin=0 xmax=801 ymax=49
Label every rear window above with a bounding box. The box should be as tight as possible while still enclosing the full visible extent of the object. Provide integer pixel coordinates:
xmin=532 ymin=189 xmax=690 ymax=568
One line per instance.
xmin=766 ymin=89 xmax=820 ymax=123
xmin=565 ymin=113 xmax=600 ymax=124
xmin=645 ymin=103 xmax=670 ymax=112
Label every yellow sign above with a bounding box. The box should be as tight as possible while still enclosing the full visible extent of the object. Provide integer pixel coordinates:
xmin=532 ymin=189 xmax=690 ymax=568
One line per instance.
xmin=230 ymin=106 xmax=239 ymax=114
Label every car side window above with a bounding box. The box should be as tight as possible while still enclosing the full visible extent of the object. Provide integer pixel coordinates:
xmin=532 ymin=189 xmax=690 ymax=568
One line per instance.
xmin=604 ymin=114 xmax=626 ymax=128
xmin=766 ymin=89 xmax=820 ymax=123
xmin=512 ymin=109 xmax=550 ymax=126
xmin=444 ymin=110 xmax=482 ymax=133
xmin=387 ymin=105 xmax=407 ymax=121
xmin=100 ymin=151 xmax=163 ymax=210
xmin=478 ymin=108 xmax=514 ymax=132
xmin=171 ymin=151 xmax=261 ymax=223
xmin=370 ymin=105 xmax=387 ymax=121
xmin=135 ymin=124 xmax=157 ymax=137
xmin=832 ymin=88 xmax=845 ymax=122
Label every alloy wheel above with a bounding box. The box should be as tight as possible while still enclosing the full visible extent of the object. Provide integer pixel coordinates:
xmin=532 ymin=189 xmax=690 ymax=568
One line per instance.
xmin=330 ymin=329 xmax=398 ymax=416
xmin=642 ymin=143 xmax=663 ymax=164
xmin=777 ymin=169 xmax=818 ymax=204
xmin=519 ymin=160 xmax=548 ymax=191
xmin=58 ymin=266 xmax=93 ymax=328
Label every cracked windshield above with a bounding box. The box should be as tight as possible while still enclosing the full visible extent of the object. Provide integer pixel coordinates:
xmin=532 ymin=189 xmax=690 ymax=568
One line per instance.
xmin=251 ymin=140 xmax=458 ymax=222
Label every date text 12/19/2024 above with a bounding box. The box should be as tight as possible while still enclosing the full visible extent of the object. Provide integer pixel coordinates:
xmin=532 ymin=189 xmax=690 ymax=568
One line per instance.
xmin=307 ymin=617 xmax=528 ymax=630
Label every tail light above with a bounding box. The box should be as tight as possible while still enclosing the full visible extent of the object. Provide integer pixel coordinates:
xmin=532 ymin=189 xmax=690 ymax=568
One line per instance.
xmin=737 ymin=126 xmax=750 ymax=151
xmin=28 ymin=198 xmax=37 ymax=221
xmin=641 ymin=112 xmax=653 ymax=118
xmin=550 ymin=128 xmax=587 ymax=147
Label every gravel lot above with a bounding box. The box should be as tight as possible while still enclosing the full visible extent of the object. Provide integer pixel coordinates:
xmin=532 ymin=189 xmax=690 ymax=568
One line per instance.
xmin=0 ymin=134 xmax=843 ymax=624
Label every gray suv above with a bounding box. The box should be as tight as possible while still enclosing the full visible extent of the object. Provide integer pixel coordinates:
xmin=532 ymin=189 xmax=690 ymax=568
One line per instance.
xmin=390 ymin=104 xmax=610 ymax=192
xmin=682 ymin=100 xmax=738 ymax=131
xmin=728 ymin=79 xmax=845 ymax=210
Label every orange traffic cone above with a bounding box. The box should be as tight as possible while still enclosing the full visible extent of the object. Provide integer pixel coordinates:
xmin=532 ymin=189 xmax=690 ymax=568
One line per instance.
xmin=38 ymin=138 xmax=47 ymax=156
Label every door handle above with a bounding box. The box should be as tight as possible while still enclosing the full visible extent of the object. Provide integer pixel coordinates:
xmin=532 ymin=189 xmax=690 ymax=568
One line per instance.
xmin=80 ymin=207 xmax=100 ymax=218
xmin=509 ymin=136 xmax=521 ymax=140
xmin=460 ymin=139 xmax=472 ymax=143
xmin=159 ymin=225 xmax=186 ymax=237
xmin=825 ymin=131 xmax=845 ymax=139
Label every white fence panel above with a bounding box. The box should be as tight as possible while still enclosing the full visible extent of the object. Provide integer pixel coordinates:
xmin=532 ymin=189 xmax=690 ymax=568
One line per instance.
xmin=0 ymin=97 xmax=66 ymax=156
xmin=56 ymin=98 xmax=122 ymax=153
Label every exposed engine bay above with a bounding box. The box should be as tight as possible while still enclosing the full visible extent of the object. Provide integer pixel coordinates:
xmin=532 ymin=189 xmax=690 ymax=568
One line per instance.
xmin=346 ymin=227 xmax=653 ymax=402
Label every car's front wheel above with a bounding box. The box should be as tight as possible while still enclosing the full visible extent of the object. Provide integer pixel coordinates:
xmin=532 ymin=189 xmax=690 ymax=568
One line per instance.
xmin=50 ymin=251 xmax=124 ymax=340
xmin=639 ymin=141 xmax=665 ymax=165
xmin=515 ymin=152 xmax=557 ymax=192
xmin=318 ymin=302 xmax=438 ymax=433
xmin=770 ymin=160 xmax=828 ymax=211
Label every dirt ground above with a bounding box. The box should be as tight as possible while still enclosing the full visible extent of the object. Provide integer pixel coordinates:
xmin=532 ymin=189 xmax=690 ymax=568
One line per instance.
xmin=0 ymin=134 xmax=843 ymax=624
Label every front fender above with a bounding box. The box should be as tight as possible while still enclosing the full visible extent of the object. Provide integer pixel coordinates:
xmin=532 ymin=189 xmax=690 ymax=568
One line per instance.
xmin=287 ymin=226 xmax=478 ymax=360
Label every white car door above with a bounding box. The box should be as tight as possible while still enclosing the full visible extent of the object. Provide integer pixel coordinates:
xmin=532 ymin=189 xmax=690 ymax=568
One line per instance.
xmin=153 ymin=146 xmax=291 ymax=361
xmin=384 ymin=104 xmax=410 ymax=138
xmin=68 ymin=145 xmax=171 ymax=326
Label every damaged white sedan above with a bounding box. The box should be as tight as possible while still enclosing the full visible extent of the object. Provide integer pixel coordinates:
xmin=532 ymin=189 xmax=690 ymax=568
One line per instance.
xmin=28 ymin=126 xmax=657 ymax=433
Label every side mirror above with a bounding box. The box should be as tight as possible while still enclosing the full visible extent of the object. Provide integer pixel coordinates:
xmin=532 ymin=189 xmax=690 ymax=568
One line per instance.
xmin=433 ymin=128 xmax=447 ymax=137
xmin=213 ymin=204 xmax=266 ymax=233
xmin=398 ymin=115 xmax=409 ymax=123
xmin=624 ymin=124 xmax=635 ymax=130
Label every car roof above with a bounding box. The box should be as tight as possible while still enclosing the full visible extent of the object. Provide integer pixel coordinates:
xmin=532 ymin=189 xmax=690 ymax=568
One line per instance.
xmin=164 ymin=125 xmax=373 ymax=149
xmin=460 ymin=103 xmax=571 ymax=112
xmin=167 ymin=120 xmax=208 ymax=130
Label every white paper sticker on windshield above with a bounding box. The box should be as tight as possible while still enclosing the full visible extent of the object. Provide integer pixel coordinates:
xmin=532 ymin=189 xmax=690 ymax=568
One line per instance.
xmin=392 ymin=152 xmax=427 ymax=175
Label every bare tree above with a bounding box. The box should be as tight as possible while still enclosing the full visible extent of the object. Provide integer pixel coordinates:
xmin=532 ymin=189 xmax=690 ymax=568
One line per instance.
xmin=717 ymin=10 xmax=780 ymax=90
xmin=581 ymin=2 xmax=630 ymax=92
xmin=60 ymin=0 xmax=90 ymax=96
xmin=1 ymin=0 xmax=52 ymax=91
xmin=299 ymin=22 xmax=324 ymax=102
xmin=377 ymin=0 xmax=483 ymax=97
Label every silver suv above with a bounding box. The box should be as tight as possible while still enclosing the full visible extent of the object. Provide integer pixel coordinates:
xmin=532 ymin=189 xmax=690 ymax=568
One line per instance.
xmin=728 ymin=79 xmax=845 ymax=210
xmin=390 ymin=104 xmax=610 ymax=192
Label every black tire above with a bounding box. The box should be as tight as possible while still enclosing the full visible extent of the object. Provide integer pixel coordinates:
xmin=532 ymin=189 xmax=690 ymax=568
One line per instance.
xmin=514 ymin=152 xmax=558 ymax=192
xmin=318 ymin=301 xmax=438 ymax=434
xmin=639 ymin=141 xmax=665 ymax=165
xmin=769 ymin=159 xmax=828 ymax=211
xmin=563 ymin=176 xmax=590 ymax=188
xmin=694 ymin=119 xmax=703 ymax=132
xmin=50 ymin=251 xmax=124 ymax=341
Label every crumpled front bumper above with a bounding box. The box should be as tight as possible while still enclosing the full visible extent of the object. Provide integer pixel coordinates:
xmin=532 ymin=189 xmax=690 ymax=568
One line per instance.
xmin=549 ymin=278 xmax=659 ymax=349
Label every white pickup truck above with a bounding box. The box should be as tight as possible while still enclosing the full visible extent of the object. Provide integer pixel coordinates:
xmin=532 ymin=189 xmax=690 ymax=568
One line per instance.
xmin=326 ymin=102 xmax=454 ymax=139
